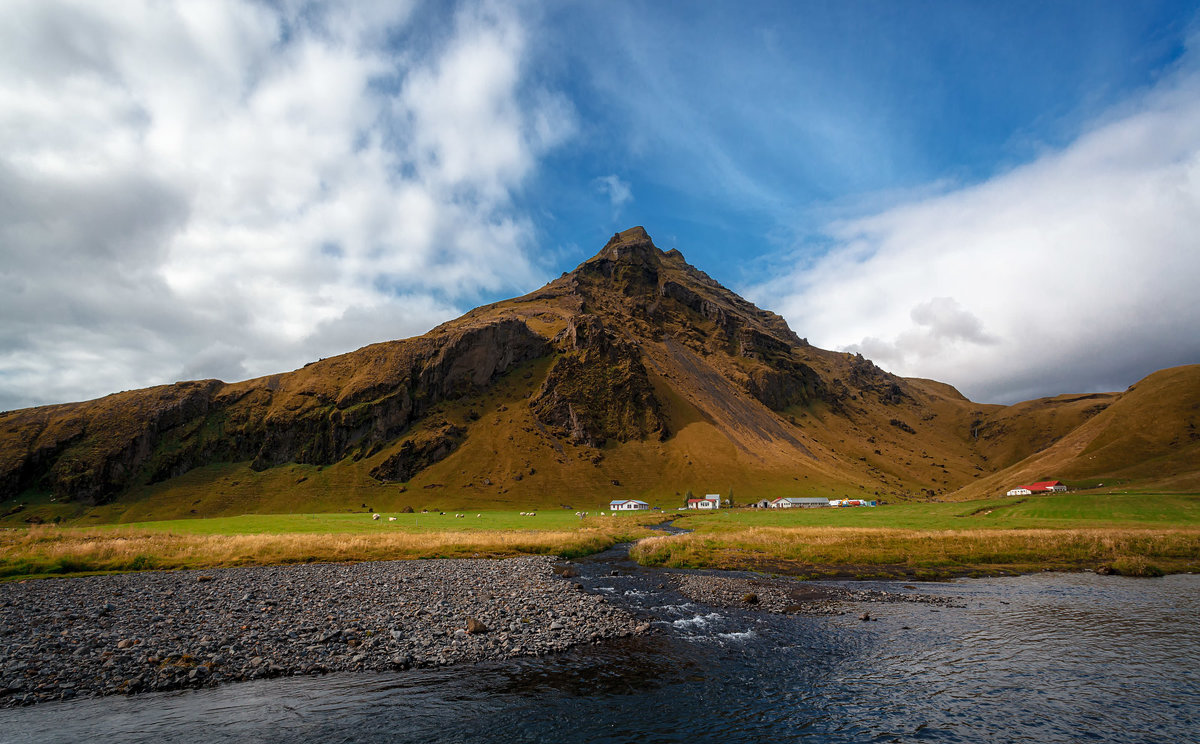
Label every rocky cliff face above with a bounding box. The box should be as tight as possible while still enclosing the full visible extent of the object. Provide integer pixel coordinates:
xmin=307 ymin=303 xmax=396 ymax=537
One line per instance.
xmin=529 ymin=314 xmax=666 ymax=447
xmin=0 ymin=318 xmax=548 ymax=505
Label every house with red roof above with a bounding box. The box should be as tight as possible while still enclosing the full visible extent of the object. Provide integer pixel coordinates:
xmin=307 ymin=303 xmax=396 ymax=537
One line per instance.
xmin=1007 ymin=480 xmax=1067 ymax=496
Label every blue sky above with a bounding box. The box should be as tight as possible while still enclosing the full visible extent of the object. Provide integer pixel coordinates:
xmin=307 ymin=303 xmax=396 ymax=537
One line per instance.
xmin=2 ymin=0 xmax=1199 ymax=409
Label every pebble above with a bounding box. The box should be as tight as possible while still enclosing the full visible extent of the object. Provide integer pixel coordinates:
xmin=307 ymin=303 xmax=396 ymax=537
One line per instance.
xmin=0 ymin=556 xmax=644 ymax=707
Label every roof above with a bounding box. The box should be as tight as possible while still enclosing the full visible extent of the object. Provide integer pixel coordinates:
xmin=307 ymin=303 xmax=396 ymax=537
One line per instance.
xmin=612 ymin=499 xmax=649 ymax=506
xmin=687 ymin=498 xmax=716 ymax=504
xmin=772 ymin=497 xmax=828 ymax=503
xmin=1027 ymin=480 xmax=1065 ymax=489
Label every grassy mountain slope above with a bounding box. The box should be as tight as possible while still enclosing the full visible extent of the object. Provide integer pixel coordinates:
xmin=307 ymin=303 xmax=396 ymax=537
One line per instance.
xmin=1 ymin=228 xmax=1196 ymax=524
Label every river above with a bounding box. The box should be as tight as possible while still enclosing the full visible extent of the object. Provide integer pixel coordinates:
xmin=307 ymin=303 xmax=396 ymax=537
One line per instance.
xmin=2 ymin=540 xmax=1196 ymax=743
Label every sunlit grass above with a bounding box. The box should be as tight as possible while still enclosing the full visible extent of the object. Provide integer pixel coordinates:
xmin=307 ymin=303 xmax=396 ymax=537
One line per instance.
xmin=0 ymin=513 xmax=661 ymax=580
xmin=630 ymin=526 xmax=1200 ymax=578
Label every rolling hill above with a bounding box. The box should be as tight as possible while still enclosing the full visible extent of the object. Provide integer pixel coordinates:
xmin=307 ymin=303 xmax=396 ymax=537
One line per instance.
xmin=2 ymin=227 xmax=1197 ymax=524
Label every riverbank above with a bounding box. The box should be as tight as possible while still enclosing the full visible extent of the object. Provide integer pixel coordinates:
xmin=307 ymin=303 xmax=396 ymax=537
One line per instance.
xmin=0 ymin=515 xmax=661 ymax=580
xmin=629 ymin=526 xmax=1200 ymax=578
xmin=0 ymin=556 xmax=648 ymax=707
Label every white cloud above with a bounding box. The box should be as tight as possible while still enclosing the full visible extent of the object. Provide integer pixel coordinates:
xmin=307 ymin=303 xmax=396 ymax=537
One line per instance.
xmin=0 ymin=0 xmax=575 ymax=410
xmin=751 ymin=61 xmax=1200 ymax=403
xmin=594 ymin=174 xmax=633 ymax=213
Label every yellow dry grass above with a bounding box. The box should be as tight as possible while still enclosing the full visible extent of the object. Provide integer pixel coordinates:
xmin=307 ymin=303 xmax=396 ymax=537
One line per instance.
xmin=630 ymin=526 xmax=1200 ymax=577
xmin=0 ymin=522 xmax=653 ymax=579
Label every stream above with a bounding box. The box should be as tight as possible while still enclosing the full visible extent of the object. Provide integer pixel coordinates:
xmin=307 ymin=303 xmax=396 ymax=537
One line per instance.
xmin=2 ymin=523 xmax=1196 ymax=743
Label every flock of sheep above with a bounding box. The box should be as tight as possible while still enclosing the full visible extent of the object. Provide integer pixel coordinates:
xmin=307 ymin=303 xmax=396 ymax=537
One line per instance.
xmin=369 ymin=510 xmax=611 ymax=521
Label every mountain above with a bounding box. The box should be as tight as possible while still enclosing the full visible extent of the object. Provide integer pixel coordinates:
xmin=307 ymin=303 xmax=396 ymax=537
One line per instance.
xmin=2 ymin=227 xmax=1197 ymax=523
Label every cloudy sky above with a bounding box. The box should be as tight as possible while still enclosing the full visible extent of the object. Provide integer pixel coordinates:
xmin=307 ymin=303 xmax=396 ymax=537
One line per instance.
xmin=3 ymin=0 xmax=1198 ymax=410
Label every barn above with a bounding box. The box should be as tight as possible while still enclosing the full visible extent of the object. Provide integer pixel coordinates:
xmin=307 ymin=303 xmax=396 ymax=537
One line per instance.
xmin=770 ymin=497 xmax=830 ymax=509
xmin=1007 ymin=481 xmax=1066 ymax=496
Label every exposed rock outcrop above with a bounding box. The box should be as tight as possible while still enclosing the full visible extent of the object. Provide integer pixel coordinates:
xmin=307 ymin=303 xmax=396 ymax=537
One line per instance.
xmin=0 ymin=320 xmax=547 ymax=504
xmin=529 ymin=315 xmax=666 ymax=447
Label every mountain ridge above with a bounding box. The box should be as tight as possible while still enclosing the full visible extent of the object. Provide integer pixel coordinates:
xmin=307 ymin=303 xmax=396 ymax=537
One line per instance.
xmin=2 ymin=227 xmax=1196 ymax=523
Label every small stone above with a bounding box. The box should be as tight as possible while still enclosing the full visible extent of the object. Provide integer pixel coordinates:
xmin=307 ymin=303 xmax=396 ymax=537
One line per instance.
xmin=742 ymin=593 xmax=758 ymax=604
xmin=859 ymin=612 xmax=871 ymax=621
xmin=549 ymin=621 xmax=564 ymax=631
xmin=466 ymin=617 xmax=489 ymax=634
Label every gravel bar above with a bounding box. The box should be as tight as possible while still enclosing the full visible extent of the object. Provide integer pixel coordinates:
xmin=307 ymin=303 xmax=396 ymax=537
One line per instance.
xmin=668 ymin=573 xmax=958 ymax=614
xmin=0 ymin=556 xmax=647 ymax=707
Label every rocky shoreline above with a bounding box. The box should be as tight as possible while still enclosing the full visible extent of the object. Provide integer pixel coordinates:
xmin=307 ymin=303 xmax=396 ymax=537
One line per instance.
xmin=0 ymin=556 xmax=647 ymax=707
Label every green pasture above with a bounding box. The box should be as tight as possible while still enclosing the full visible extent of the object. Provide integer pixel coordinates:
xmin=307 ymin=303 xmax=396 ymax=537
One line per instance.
xmin=104 ymin=508 xmax=660 ymax=536
xmin=669 ymin=492 xmax=1200 ymax=532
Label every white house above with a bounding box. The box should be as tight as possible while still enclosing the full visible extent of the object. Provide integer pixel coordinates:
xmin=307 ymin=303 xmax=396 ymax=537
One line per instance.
xmin=610 ymin=499 xmax=650 ymax=511
xmin=770 ymin=497 xmax=830 ymax=509
xmin=686 ymin=494 xmax=721 ymax=509
xmin=1006 ymin=487 xmax=1033 ymax=496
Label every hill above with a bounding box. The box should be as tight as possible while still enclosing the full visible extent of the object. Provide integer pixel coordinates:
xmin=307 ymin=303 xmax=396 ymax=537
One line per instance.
xmin=1 ymin=227 xmax=1197 ymax=524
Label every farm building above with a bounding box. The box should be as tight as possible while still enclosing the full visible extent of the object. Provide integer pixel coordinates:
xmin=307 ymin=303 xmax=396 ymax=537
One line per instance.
xmin=609 ymin=499 xmax=650 ymax=511
xmin=829 ymin=499 xmax=877 ymax=507
xmin=1007 ymin=481 xmax=1067 ymax=496
xmin=687 ymin=495 xmax=721 ymax=509
xmin=770 ymin=497 xmax=829 ymax=509
xmin=1028 ymin=481 xmax=1068 ymax=492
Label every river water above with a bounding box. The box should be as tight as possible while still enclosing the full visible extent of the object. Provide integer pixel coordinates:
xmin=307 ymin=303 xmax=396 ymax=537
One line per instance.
xmin=2 ymin=547 xmax=1197 ymax=743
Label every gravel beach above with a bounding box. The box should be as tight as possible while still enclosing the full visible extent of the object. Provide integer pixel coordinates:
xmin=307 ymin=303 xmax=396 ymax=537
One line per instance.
xmin=0 ymin=556 xmax=646 ymax=707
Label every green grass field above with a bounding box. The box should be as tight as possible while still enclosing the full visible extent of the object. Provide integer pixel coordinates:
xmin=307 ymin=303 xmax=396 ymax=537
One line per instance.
xmin=668 ymin=493 xmax=1200 ymax=532
xmin=0 ymin=509 xmax=665 ymax=581
xmin=107 ymin=509 xmax=653 ymax=535
xmin=4 ymin=493 xmax=1196 ymax=582
xmin=631 ymin=493 xmax=1200 ymax=578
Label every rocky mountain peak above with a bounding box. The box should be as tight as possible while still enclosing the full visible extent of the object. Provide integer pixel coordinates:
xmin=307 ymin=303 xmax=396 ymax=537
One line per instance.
xmin=588 ymin=226 xmax=665 ymax=268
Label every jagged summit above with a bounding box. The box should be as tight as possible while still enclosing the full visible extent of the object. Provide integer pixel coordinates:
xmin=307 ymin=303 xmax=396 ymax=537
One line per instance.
xmin=595 ymin=226 xmax=658 ymax=261
xmin=3 ymin=227 xmax=1198 ymax=521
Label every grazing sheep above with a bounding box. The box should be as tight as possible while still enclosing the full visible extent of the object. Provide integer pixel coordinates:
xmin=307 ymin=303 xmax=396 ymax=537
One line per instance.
xmin=388 ymin=517 xmax=397 ymax=522
xmin=476 ymin=513 xmax=482 ymax=518
xmin=372 ymin=513 xmax=380 ymax=520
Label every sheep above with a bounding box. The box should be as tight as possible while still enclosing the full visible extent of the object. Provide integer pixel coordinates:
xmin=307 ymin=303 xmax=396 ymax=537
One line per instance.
xmin=372 ymin=513 xmax=380 ymax=521
xmin=476 ymin=513 xmax=482 ymax=518
xmin=388 ymin=517 xmax=397 ymax=522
